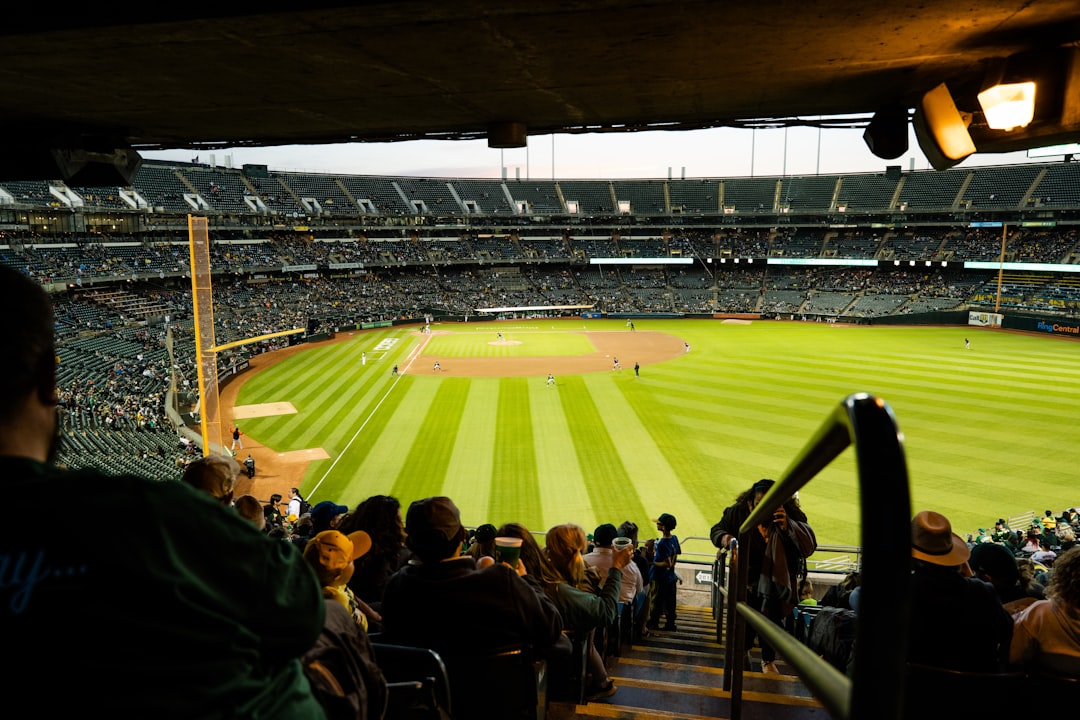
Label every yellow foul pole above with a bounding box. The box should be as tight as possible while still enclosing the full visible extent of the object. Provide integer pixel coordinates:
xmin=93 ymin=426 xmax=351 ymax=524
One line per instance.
xmin=994 ymin=223 xmax=1007 ymax=314
xmin=188 ymin=216 xmax=223 ymax=457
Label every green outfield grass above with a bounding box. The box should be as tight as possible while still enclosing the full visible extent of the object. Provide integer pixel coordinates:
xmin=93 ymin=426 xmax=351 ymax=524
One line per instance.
xmin=235 ymin=318 xmax=1080 ymax=552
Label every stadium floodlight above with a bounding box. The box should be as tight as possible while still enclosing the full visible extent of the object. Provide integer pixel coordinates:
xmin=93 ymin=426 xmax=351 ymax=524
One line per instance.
xmin=978 ymin=82 xmax=1036 ymax=130
xmin=967 ymin=48 xmax=1080 ymax=155
xmin=913 ymin=83 xmax=976 ymax=170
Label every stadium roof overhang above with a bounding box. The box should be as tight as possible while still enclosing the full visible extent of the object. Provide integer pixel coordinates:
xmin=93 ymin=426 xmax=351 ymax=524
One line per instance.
xmin=1 ymin=1 xmax=1079 ymax=182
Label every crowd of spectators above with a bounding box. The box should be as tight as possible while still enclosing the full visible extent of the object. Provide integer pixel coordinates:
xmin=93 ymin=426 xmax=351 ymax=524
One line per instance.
xmin=260 ymin=491 xmax=669 ymax=709
xmin=788 ymin=504 xmax=1080 ymax=701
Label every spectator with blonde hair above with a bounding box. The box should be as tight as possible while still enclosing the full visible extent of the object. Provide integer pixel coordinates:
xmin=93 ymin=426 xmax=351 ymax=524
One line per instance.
xmin=1057 ymin=524 xmax=1077 ymax=553
xmin=543 ymin=523 xmax=633 ymax=701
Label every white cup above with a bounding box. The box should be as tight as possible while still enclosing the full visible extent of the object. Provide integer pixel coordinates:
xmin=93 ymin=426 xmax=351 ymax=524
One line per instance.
xmin=612 ymin=536 xmax=633 ymax=551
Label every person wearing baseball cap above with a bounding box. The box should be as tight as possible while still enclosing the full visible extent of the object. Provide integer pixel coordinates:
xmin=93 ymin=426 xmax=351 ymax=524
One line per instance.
xmin=646 ymin=511 xmax=681 ymax=632
xmin=907 ymin=510 xmax=1013 ymax=673
xmin=310 ymin=500 xmax=350 ymax=533
xmin=655 ymin=513 xmax=677 ymax=532
xmin=381 ymin=496 xmax=564 ymax=717
xmin=303 ymin=530 xmax=374 ymax=630
xmin=301 ymin=529 xmax=389 ymax=719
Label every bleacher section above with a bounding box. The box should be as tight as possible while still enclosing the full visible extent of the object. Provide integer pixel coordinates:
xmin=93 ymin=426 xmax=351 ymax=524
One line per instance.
xmin=896 ymin=169 xmax=966 ymax=211
xmin=558 ymin=180 xmax=615 ymax=215
xmin=837 ymin=173 xmax=900 ymax=213
xmin=780 ymin=174 xmax=839 ymax=213
xmin=961 ymin=164 xmax=1043 ymax=210
xmin=276 ymin=171 xmax=356 ymax=216
xmin=615 ymin=180 xmax=667 ymax=215
xmin=504 ymin=180 xmax=563 ymax=214
xmin=667 ymin=179 xmax=720 ymax=214
xmin=721 ymin=177 xmax=778 ymax=214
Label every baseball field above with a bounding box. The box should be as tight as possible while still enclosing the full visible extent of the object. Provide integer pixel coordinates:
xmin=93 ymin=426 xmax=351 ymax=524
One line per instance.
xmin=228 ymin=318 xmax=1080 ymax=553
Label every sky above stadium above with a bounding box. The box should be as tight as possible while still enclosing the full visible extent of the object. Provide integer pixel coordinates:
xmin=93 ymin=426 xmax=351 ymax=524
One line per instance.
xmin=144 ymin=125 xmax=1043 ymax=180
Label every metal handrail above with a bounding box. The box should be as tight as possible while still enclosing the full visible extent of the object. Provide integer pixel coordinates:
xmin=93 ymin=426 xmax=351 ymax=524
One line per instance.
xmin=720 ymin=392 xmax=911 ymax=720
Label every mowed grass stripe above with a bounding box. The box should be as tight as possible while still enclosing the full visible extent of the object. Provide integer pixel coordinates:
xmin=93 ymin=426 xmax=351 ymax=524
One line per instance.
xmin=296 ymin=334 xmax=423 ymax=451
xmin=487 ymin=378 xmax=543 ymax=528
xmin=390 ymin=379 xmax=471 ymax=504
xmin=530 ymin=379 xmax=592 ymax=532
xmin=319 ymin=376 xmax=439 ymax=499
xmin=767 ymin=356 xmax=1080 ymax=414
xmin=442 ymin=380 xmax=499 ymax=522
xmin=234 ymin=339 xmax=345 ymax=402
xmin=302 ymin=377 xmax=419 ymax=501
xmin=617 ymin=377 xmax=741 ymax=514
xmin=671 ymin=353 xmax=1080 ymax=430
xmin=585 ymin=374 xmax=705 ymax=535
xmin=558 ymin=376 xmax=648 ymax=530
xmin=301 ymin=331 xmax=428 ymax=456
xmin=238 ymin=338 xmax=366 ymax=445
xmin=241 ymin=332 xmax=406 ymax=447
xmin=242 ymin=334 xmax=363 ymax=408
xmin=641 ymin=385 xmax=860 ymax=515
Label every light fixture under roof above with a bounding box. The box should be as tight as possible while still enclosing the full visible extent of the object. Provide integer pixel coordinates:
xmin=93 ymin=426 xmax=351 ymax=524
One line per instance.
xmin=913 ymin=83 xmax=976 ymax=170
xmin=978 ymin=82 xmax=1036 ymax=130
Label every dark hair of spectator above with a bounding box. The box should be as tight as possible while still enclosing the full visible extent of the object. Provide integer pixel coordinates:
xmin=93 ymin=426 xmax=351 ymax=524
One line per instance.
xmin=735 ymin=478 xmax=808 ymax=523
xmin=339 ymin=495 xmax=405 ymax=565
xmin=496 ymin=522 xmax=562 ymax=586
xmin=0 ymin=266 xmax=55 ymax=415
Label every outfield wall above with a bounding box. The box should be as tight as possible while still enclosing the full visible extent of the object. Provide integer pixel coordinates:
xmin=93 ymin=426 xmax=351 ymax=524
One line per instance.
xmin=858 ymin=310 xmax=969 ymax=326
xmin=1000 ymin=313 xmax=1080 ymax=337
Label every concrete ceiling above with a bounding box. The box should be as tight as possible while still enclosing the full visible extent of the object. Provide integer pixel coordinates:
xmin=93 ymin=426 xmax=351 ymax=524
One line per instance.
xmin=1 ymin=1 xmax=1078 ymax=158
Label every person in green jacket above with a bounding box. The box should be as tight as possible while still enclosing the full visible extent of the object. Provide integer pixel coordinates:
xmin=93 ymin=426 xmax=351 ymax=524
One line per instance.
xmin=0 ymin=265 xmax=328 ymax=718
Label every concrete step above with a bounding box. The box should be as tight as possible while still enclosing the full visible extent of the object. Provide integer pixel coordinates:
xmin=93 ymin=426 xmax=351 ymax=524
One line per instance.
xmin=548 ymin=604 xmax=827 ymax=720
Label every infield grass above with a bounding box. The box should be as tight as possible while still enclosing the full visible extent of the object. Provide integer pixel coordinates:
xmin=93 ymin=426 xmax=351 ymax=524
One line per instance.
xmin=423 ymin=329 xmax=593 ymax=358
xmin=235 ymin=318 xmax=1080 ymax=552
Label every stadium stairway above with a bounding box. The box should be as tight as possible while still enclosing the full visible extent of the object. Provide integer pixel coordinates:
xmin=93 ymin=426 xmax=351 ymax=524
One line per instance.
xmin=549 ymin=605 xmax=829 ymax=720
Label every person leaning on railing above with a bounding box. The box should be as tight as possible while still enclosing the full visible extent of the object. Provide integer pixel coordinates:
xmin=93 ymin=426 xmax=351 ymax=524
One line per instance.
xmin=710 ymin=478 xmax=816 ymax=675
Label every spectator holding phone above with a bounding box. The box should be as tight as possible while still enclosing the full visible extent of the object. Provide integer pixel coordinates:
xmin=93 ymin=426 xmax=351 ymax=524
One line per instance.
xmin=710 ymin=479 xmax=816 ymax=674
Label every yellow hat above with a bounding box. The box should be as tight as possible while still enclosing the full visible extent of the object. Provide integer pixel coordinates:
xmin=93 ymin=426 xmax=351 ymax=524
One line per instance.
xmin=303 ymin=530 xmax=372 ymax=576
